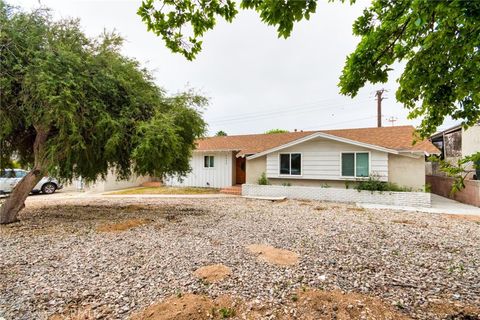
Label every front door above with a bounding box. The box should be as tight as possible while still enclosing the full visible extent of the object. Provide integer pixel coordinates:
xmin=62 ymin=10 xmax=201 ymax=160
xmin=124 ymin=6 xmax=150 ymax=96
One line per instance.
xmin=235 ymin=157 xmax=246 ymax=184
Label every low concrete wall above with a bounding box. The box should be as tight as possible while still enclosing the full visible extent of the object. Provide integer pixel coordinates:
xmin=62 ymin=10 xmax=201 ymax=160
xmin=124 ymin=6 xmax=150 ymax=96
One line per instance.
xmin=426 ymin=175 xmax=480 ymax=207
xmin=242 ymin=184 xmax=431 ymax=207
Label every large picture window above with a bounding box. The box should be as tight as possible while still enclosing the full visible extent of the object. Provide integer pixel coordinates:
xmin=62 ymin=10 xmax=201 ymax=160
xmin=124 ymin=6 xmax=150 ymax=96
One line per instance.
xmin=204 ymin=155 xmax=214 ymax=168
xmin=279 ymin=153 xmax=301 ymax=175
xmin=341 ymin=152 xmax=369 ymax=177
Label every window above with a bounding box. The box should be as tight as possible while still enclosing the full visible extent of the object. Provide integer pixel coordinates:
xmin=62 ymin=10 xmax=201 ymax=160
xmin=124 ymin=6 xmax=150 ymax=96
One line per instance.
xmin=204 ymin=155 xmax=214 ymax=168
xmin=341 ymin=152 xmax=369 ymax=177
xmin=15 ymin=170 xmax=27 ymax=178
xmin=0 ymin=170 xmax=15 ymax=178
xmin=279 ymin=153 xmax=301 ymax=175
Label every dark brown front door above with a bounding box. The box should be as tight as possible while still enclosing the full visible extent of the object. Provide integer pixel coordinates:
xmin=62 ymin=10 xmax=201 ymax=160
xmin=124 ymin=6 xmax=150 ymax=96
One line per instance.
xmin=236 ymin=157 xmax=246 ymax=184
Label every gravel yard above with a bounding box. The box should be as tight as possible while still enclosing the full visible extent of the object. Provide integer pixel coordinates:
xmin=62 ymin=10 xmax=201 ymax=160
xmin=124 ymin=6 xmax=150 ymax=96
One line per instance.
xmin=1 ymin=197 xmax=479 ymax=319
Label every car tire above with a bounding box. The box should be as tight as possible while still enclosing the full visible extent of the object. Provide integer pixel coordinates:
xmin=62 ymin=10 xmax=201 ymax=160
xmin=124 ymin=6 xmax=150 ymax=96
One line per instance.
xmin=41 ymin=183 xmax=57 ymax=194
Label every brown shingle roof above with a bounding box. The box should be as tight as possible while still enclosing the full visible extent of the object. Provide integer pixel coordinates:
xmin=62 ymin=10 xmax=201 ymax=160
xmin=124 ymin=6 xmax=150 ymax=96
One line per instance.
xmin=196 ymin=126 xmax=439 ymax=157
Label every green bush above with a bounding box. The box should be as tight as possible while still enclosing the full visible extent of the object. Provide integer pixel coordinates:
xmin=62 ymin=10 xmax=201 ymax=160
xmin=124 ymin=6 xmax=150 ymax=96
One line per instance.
xmin=355 ymin=175 xmax=412 ymax=192
xmin=257 ymin=172 xmax=269 ymax=185
xmin=282 ymin=182 xmax=291 ymax=187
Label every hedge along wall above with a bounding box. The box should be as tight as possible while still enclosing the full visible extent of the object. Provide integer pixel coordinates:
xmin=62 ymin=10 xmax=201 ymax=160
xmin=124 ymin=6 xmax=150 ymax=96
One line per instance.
xmin=242 ymin=184 xmax=431 ymax=207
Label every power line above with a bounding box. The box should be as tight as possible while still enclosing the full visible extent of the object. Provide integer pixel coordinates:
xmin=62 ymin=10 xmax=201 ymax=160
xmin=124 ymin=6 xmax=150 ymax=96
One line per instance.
xmin=208 ymin=98 xmax=372 ymax=125
xmin=208 ymin=94 xmax=371 ymax=122
xmin=302 ymin=115 xmax=378 ymax=130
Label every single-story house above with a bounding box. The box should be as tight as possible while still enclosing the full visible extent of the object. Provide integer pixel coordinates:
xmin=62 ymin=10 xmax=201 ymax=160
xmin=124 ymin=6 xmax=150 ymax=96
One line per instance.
xmin=166 ymin=125 xmax=439 ymax=191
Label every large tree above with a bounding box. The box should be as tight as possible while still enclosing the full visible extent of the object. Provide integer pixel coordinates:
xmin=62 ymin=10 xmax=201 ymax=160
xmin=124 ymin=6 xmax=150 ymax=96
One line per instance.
xmin=138 ymin=0 xmax=480 ymax=138
xmin=0 ymin=2 xmax=206 ymax=224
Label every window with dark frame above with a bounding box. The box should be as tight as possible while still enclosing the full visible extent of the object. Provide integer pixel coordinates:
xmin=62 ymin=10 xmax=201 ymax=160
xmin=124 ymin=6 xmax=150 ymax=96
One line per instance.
xmin=204 ymin=155 xmax=214 ymax=168
xmin=279 ymin=153 xmax=301 ymax=175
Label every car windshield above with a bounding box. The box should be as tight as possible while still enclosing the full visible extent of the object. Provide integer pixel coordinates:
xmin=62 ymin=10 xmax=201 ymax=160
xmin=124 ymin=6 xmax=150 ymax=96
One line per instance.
xmin=15 ymin=170 xmax=27 ymax=178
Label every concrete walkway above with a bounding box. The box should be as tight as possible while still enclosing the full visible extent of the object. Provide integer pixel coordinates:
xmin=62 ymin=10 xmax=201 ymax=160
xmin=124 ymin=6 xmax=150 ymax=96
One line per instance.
xmin=359 ymin=194 xmax=480 ymax=216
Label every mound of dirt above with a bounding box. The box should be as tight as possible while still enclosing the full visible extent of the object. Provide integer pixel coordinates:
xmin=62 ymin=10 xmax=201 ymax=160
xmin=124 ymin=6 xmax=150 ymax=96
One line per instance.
xmin=445 ymin=214 xmax=480 ymax=223
xmin=131 ymin=289 xmax=412 ymax=320
xmin=193 ymin=264 xmax=232 ymax=283
xmin=96 ymin=218 xmax=151 ymax=232
xmin=290 ymin=289 xmax=411 ymax=320
xmin=131 ymin=294 xmax=239 ymax=320
xmin=426 ymin=300 xmax=480 ymax=320
xmin=246 ymin=244 xmax=299 ymax=266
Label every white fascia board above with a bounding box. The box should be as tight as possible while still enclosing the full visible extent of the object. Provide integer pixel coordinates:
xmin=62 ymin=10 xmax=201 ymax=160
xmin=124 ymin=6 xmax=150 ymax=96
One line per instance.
xmin=246 ymin=132 xmax=399 ymax=160
xmin=193 ymin=149 xmax=238 ymax=153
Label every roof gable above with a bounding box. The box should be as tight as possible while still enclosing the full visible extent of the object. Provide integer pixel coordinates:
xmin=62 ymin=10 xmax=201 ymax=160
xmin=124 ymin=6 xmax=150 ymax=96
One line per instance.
xmin=195 ymin=126 xmax=440 ymax=157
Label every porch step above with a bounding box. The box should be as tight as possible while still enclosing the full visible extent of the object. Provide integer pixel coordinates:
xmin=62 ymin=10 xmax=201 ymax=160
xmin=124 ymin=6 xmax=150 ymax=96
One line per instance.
xmin=220 ymin=185 xmax=242 ymax=195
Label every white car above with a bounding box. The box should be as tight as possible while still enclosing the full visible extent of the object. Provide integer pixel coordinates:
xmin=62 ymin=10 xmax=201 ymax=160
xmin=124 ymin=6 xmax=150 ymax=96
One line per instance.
xmin=0 ymin=169 xmax=63 ymax=195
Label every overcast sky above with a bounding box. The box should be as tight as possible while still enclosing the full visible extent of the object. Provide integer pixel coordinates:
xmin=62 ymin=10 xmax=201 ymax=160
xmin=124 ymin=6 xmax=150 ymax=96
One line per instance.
xmin=16 ymin=0 xmax=456 ymax=136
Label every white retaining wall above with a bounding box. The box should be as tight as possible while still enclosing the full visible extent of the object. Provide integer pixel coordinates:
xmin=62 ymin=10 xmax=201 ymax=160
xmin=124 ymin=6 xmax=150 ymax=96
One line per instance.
xmin=242 ymin=184 xmax=431 ymax=207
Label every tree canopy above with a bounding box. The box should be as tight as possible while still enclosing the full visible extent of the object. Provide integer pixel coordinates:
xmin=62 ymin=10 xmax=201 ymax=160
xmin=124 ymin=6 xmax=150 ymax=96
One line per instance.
xmin=265 ymin=129 xmax=289 ymax=134
xmin=138 ymin=0 xmax=480 ymax=138
xmin=0 ymin=1 xmax=206 ymax=223
xmin=215 ymin=130 xmax=228 ymax=136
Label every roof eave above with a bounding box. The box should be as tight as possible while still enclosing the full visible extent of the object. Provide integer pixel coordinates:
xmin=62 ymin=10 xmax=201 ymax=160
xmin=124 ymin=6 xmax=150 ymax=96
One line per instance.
xmin=247 ymin=132 xmax=400 ymax=160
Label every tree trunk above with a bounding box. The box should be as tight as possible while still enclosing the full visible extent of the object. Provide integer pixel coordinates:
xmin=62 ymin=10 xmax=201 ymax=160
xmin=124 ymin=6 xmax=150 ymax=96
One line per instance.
xmin=0 ymin=128 xmax=49 ymax=224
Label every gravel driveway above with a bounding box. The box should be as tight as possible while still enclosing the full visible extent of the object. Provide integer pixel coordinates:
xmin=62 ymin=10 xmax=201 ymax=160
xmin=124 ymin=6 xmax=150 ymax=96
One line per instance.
xmin=0 ymin=197 xmax=479 ymax=319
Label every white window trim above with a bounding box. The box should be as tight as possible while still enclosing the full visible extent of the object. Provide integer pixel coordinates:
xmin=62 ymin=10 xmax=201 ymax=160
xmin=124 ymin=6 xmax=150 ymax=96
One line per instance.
xmin=278 ymin=152 xmax=303 ymax=177
xmin=204 ymin=155 xmax=215 ymax=169
xmin=340 ymin=151 xmax=371 ymax=179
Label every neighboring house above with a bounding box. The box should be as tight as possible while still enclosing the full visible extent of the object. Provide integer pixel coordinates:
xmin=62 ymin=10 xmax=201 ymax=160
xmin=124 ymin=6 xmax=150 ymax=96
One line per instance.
xmin=429 ymin=123 xmax=480 ymax=176
xmin=63 ymin=171 xmax=154 ymax=193
xmin=166 ymin=126 xmax=439 ymax=190
xmin=427 ymin=123 xmax=480 ymax=206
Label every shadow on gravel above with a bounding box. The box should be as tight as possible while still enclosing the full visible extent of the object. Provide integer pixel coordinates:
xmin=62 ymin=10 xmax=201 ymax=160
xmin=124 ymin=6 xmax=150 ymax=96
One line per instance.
xmin=1 ymin=204 xmax=209 ymax=235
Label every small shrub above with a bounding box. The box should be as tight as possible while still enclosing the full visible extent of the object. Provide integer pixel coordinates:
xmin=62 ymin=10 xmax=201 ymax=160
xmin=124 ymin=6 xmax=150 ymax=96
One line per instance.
xmin=282 ymin=182 xmax=292 ymax=187
xmin=219 ymin=307 xmax=236 ymax=318
xmin=344 ymin=181 xmax=350 ymax=189
xmin=258 ymin=172 xmax=269 ymax=185
xmin=423 ymin=183 xmax=431 ymax=193
xmin=320 ymin=183 xmax=331 ymax=188
xmin=355 ymin=175 xmax=412 ymax=192
xmin=291 ymin=294 xmax=299 ymax=302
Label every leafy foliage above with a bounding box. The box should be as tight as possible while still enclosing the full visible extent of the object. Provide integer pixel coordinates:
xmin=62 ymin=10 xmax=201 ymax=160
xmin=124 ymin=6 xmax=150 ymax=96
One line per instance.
xmin=0 ymin=2 xmax=206 ymax=183
xmin=218 ymin=307 xmax=236 ymax=318
xmin=430 ymin=153 xmax=480 ymax=195
xmin=339 ymin=0 xmax=480 ymax=138
xmin=215 ymin=130 xmax=228 ymax=136
xmin=138 ymin=0 xmax=480 ymax=138
xmin=137 ymin=0 xmax=316 ymax=60
xmin=257 ymin=172 xmax=269 ymax=185
xmin=265 ymin=129 xmax=289 ymax=134
xmin=355 ymin=175 xmax=412 ymax=193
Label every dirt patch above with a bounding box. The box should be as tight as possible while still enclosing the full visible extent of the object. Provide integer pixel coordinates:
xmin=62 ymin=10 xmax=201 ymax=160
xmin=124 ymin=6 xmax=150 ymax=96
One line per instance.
xmin=444 ymin=214 xmax=480 ymax=223
xmin=193 ymin=264 xmax=232 ymax=283
xmin=392 ymin=219 xmax=416 ymax=225
xmin=289 ymin=289 xmax=411 ymax=320
xmin=108 ymin=186 xmax=219 ymax=195
xmin=140 ymin=181 xmax=163 ymax=187
xmin=48 ymin=305 xmax=97 ymax=320
xmin=426 ymin=301 xmax=480 ymax=320
xmin=130 ymin=294 xmax=239 ymax=320
xmin=348 ymin=206 xmax=367 ymax=213
xmin=132 ymin=289 xmax=412 ymax=320
xmin=96 ymin=218 xmax=152 ymax=232
xmin=247 ymin=244 xmax=299 ymax=266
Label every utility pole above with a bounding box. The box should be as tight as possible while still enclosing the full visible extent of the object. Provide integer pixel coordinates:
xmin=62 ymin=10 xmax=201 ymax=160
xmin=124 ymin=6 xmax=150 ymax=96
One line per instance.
xmin=387 ymin=116 xmax=398 ymax=126
xmin=375 ymin=89 xmax=386 ymax=127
